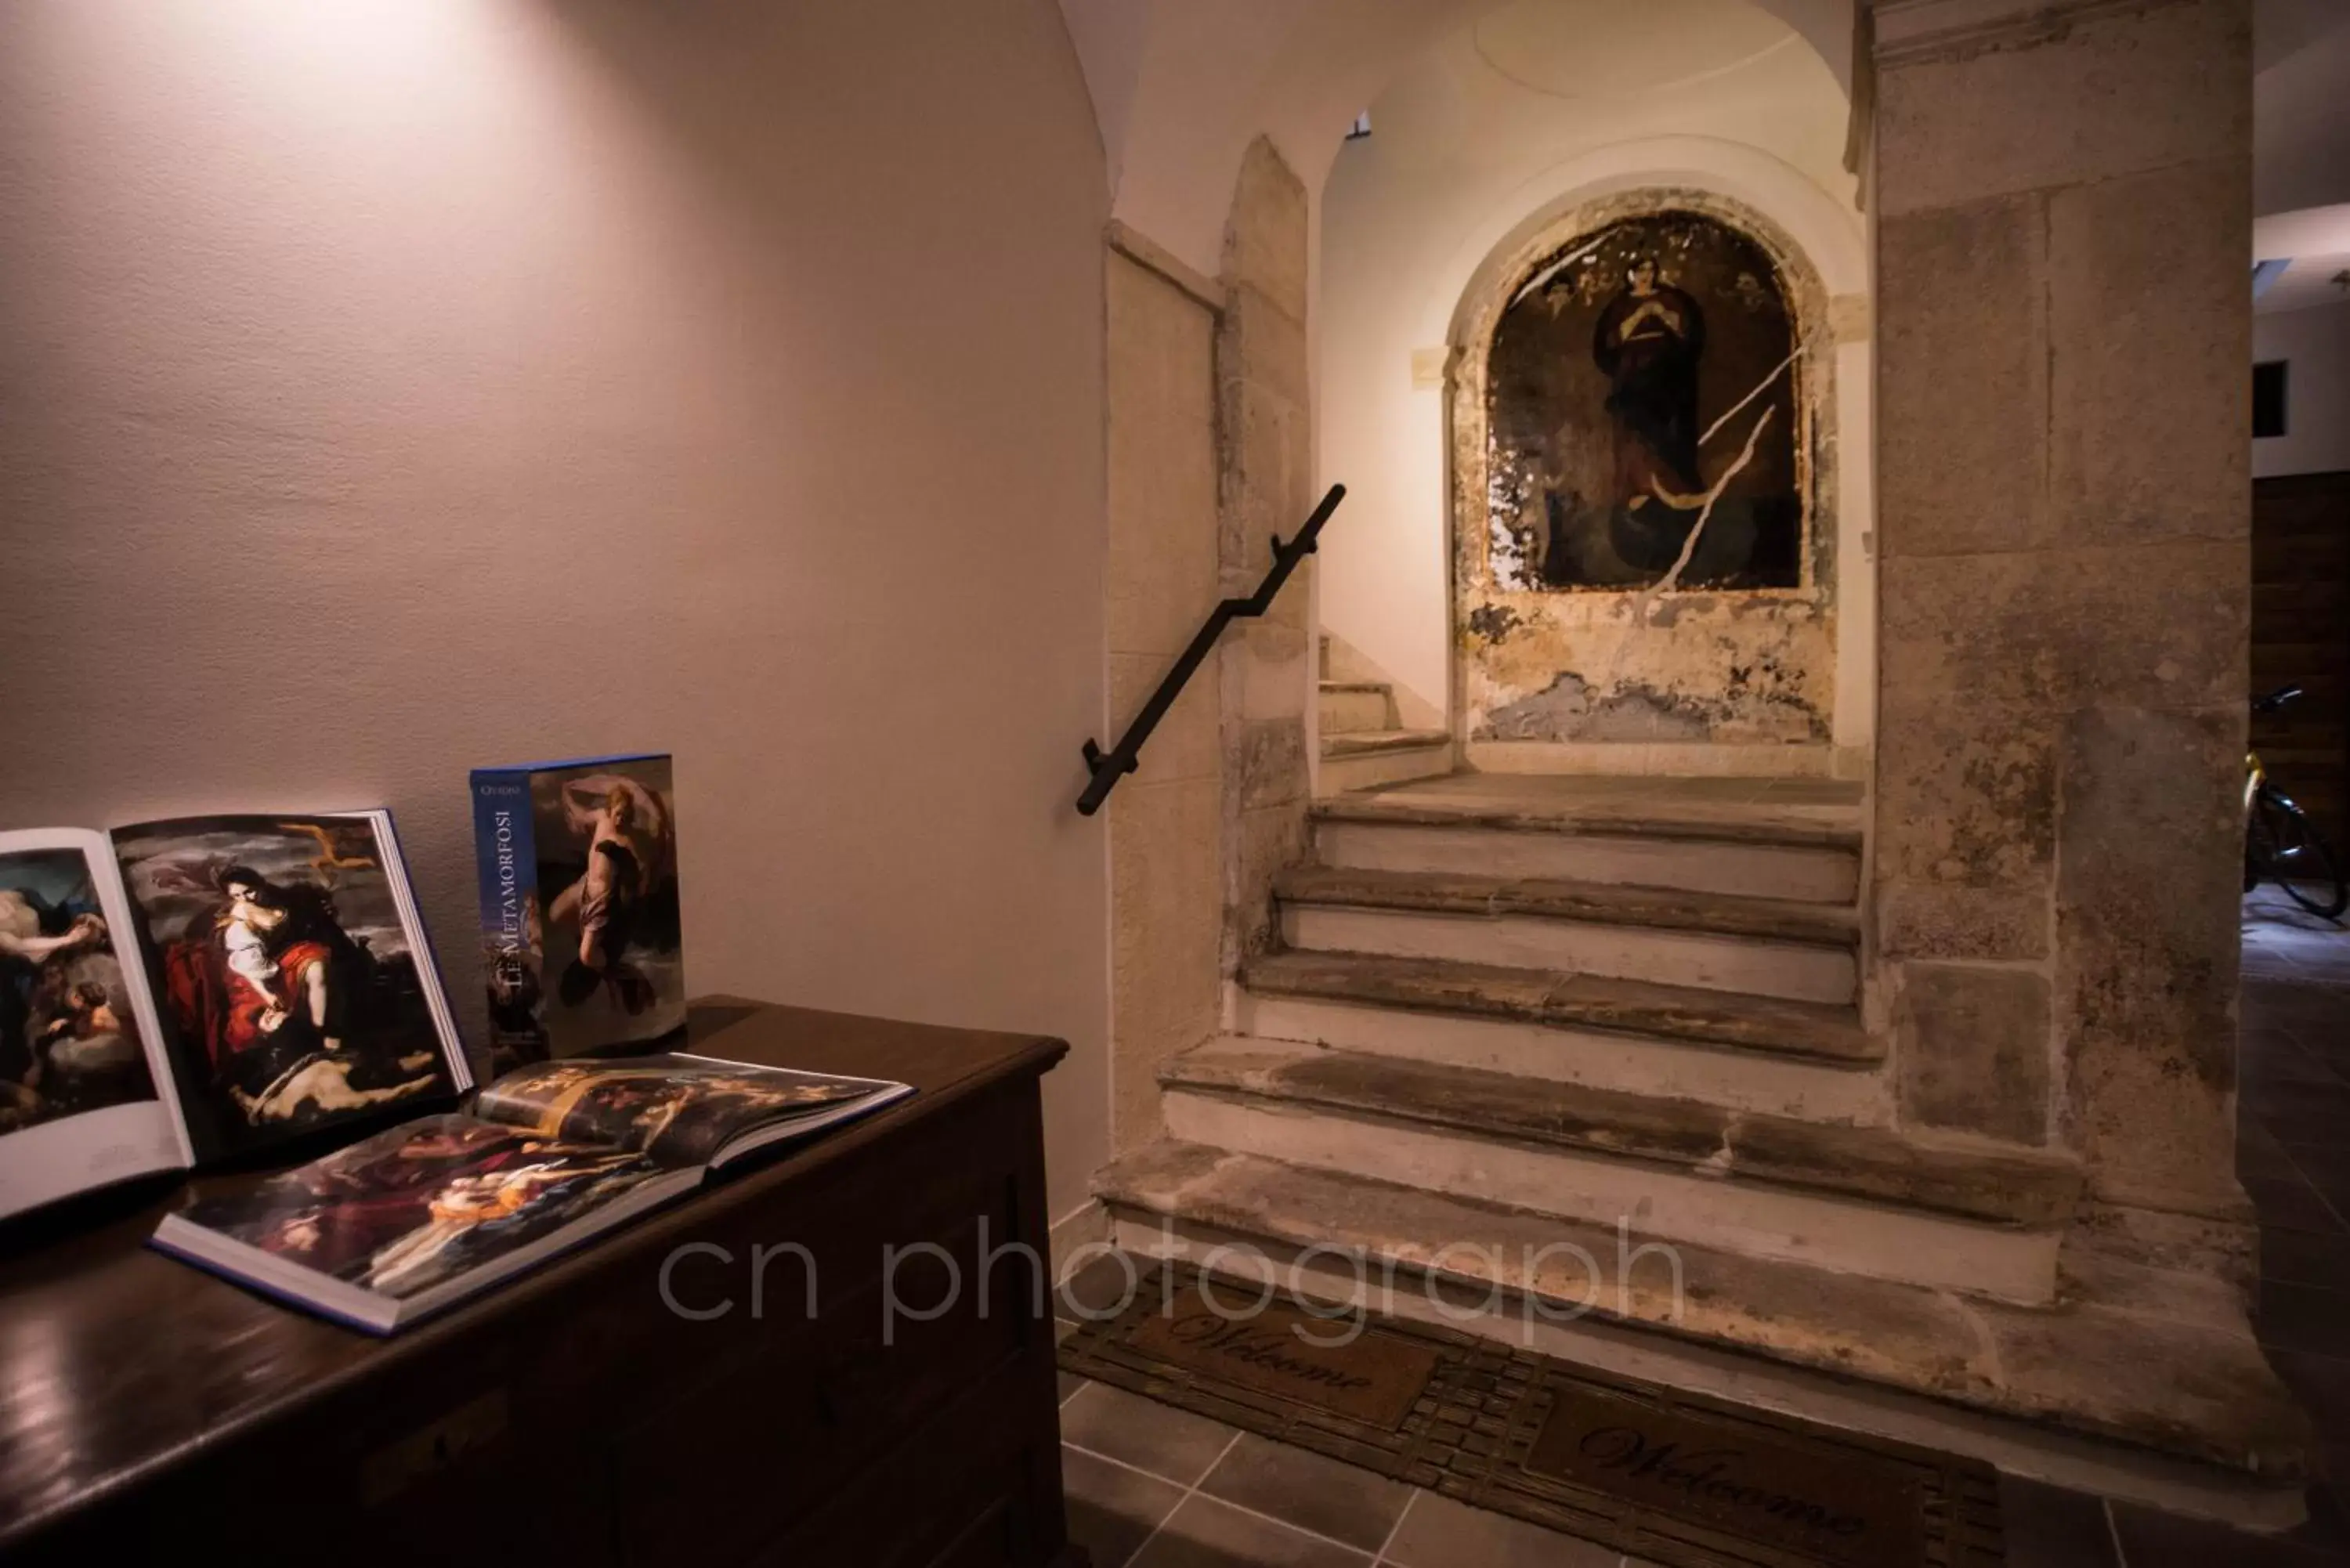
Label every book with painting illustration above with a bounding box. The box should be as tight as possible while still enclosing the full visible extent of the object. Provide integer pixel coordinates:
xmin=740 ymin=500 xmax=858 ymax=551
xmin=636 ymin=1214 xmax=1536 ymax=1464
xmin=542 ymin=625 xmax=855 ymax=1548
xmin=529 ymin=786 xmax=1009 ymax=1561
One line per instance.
xmin=148 ymin=1051 xmax=912 ymax=1333
xmin=470 ymin=753 xmax=685 ymax=1074
xmin=0 ymin=812 xmax=471 ymax=1219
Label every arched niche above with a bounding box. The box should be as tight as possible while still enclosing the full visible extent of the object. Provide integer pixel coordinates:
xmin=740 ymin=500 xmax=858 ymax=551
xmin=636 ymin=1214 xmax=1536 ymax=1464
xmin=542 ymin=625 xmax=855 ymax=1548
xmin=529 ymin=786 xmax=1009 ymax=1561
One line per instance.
xmin=1450 ymin=184 xmax=1855 ymax=761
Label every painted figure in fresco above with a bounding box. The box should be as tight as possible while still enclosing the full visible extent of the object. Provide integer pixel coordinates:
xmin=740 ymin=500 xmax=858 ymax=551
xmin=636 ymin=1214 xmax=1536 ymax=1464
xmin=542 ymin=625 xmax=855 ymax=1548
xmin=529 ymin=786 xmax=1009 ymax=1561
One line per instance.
xmin=161 ymin=865 xmax=436 ymax=1124
xmin=548 ymin=774 xmax=673 ymax=1015
xmin=1592 ymin=256 xmax=1708 ymax=513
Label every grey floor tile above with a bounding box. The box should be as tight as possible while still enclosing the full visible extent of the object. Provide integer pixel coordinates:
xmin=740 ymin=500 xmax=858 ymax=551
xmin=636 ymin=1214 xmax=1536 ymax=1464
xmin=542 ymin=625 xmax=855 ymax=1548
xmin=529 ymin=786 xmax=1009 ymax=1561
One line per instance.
xmin=1999 ymin=1475 xmax=2117 ymax=1567
xmin=2251 ymin=1125 xmax=2315 ymax=1183
xmin=2246 ymin=1174 xmax=2348 ymax=1236
xmin=1060 ymin=1369 xmax=1088 ymax=1404
xmin=2109 ymin=1499 xmax=2345 ymax=1566
xmin=1062 ymin=1250 xmax=1149 ymax=1321
xmin=1195 ymin=1433 xmax=1412 ymax=1553
xmin=2259 ymin=1281 xmax=2350 ymax=1359
xmin=2265 ymin=1230 xmax=2350 ymax=1294
xmin=1063 ymin=1444 xmax=1187 ymax=1568
xmin=1061 ymin=1382 xmax=1241 ymax=1487
xmin=2271 ymin=1349 xmax=2350 ymax=1439
xmin=1379 ymin=1490 xmax=1618 ymax=1568
xmin=1128 ymin=1493 xmax=1369 ymax=1567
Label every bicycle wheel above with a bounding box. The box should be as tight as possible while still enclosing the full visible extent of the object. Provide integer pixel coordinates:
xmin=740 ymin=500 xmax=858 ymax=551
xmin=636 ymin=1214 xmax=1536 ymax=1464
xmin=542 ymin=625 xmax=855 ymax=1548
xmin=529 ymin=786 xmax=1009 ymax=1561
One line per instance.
xmin=2254 ymin=788 xmax=2349 ymax=919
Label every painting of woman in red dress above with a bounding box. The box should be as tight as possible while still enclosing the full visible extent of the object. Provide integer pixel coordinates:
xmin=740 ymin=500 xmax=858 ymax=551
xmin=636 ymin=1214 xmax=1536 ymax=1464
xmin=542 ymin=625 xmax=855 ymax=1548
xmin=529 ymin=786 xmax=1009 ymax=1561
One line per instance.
xmin=116 ymin=814 xmax=456 ymax=1156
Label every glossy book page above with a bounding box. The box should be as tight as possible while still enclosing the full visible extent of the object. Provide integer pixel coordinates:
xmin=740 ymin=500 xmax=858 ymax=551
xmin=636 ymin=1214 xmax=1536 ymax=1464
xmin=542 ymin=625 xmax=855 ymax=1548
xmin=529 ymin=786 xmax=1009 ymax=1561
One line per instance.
xmin=0 ymin=827 xmax=190 ymax=1217
xmin=475 ymin=1053 xmax=886 ymax=1169
xmin=111 ymin=810 xmax=471 ymax=1164
xmin=168 ymin=1114 xmax=666 ymax=1303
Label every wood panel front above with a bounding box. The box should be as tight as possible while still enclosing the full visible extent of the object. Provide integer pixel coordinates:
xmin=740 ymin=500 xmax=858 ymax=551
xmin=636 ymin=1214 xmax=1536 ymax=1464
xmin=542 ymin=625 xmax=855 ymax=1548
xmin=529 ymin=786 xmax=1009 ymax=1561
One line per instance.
xmin=0 ymin=1000 xmax=1075 ymax=1568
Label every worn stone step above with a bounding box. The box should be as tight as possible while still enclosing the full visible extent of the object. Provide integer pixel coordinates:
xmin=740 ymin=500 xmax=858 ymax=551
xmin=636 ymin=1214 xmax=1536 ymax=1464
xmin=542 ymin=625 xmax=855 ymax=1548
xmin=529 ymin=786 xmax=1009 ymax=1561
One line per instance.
xmin=1232 ymin=987 xmax=1885 ymax=1121
xmin=1318 ymin=681 xmax=1394 ymax=733
xmin=1311 ymin=773 xmax=1861 ymax=901
xmin=1321 ymin=728 xmax=1449 ymax=759
xmin=1275 ymin=865 xmax=1858 ymax=1005
xmin=1091 ymin=1142 xmax=2311 ymax=1490
xmin=1318 ymin=734 xmax=1453 ymax=795
xmin=1158 ymin=1039 xmax=2080 ymax=1300
xmin=1242 ymin=948 xmax=1878 ymax=1066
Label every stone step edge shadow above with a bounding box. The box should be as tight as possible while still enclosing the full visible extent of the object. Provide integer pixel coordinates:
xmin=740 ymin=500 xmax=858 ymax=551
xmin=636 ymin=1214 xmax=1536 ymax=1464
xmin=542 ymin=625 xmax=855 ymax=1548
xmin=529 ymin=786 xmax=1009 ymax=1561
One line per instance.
xmin=1240 ymin=949 xmax=1882 ymax=1064
xmin=1274 ymin=863 xmax=1862 ymax=949
xmin=1157 ymin=1039 xmax=2081 ymax=1230
xmin=1088 ymin=1140 xmax=2313 ymax=1498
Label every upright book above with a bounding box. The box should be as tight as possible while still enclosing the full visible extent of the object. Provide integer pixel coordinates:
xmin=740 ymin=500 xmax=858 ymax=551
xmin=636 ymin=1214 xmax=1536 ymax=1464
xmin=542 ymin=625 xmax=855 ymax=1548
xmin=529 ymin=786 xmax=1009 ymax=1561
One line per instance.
xmin=470 ymin=753 xmax=683 ymax=1071
xmin=0 ymin=813 xmax=472 ymax=1218
xmin=151 ymin=1052 xmax=913 ymax=1332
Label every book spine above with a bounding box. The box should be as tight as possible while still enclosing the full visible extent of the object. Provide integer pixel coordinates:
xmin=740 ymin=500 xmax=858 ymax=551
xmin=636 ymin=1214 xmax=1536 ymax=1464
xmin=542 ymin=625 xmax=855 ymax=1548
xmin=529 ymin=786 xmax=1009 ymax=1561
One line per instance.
xmin=469 ymin=770 xmax=544 ymax=1062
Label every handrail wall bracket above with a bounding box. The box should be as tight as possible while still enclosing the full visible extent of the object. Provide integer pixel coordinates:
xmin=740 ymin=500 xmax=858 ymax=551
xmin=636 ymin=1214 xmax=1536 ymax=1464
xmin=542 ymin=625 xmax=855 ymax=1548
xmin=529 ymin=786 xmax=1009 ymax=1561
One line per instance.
xmin=1076 ymin=484 xmax=1345 ymax=817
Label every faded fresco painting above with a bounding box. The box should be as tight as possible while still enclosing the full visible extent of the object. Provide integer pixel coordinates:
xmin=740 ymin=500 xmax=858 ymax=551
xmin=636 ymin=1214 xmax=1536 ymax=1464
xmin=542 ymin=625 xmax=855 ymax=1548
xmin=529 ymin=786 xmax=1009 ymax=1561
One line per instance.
xmin=1487 ymin=211 xmax=1803 ymax=592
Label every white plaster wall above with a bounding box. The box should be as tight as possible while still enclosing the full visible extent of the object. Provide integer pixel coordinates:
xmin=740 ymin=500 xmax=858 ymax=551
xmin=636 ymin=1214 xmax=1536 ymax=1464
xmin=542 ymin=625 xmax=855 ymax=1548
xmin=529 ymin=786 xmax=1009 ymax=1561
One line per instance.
xmin=1057 ymin=0 xmax=1856 ymax=284
xmin=1315 ymin=5 xmax=1868 ymax=737
xmin=2255 ymin=300 xmax=2350 ymax=478
xmin=2256 ymin=11 xmax=2350 ymax=217
xmin=0 ymin=0 xmax=1115 ymax=1219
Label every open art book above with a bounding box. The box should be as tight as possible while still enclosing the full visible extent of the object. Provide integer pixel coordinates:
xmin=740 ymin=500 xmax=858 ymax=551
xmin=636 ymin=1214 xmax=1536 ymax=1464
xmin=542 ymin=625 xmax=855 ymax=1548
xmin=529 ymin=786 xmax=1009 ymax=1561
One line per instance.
xmin=151 ymin=1053 xmax=912 ymax=1333
xmin=0 ymin=814 xmax=471 ymax=1219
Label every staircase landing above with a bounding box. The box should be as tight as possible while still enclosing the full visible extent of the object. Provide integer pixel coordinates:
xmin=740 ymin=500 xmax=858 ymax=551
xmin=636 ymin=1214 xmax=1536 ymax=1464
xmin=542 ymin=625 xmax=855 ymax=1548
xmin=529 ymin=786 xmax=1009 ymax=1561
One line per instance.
xmin=1325 ymin=770 xmax=1865 ymax=839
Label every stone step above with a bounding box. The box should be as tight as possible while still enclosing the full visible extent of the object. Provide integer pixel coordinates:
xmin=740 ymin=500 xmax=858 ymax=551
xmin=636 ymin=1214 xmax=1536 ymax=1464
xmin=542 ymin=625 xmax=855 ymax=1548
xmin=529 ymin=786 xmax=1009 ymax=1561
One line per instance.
xmin=1158 ymin=1039 xmax=2080 ymax=1300
xmin=1091 ymin=1142 xmax=2311 ymax=1490
xmin=1274 ymin=865 xmax=1858 ymax=1006
xmin=1242 ymin=948 xmax=1878 ymax=1065
xmin=1232 ymin=988 xmax=1884 ymax=1121
xmin=1318 ymin=681 xmax=1394 ymax=734
xmin=1312 ymin=774 xmax=1862 ymax=903
xmin=1318 ymin=733 xmax=1453 ymax=795
xmin=1322 ymin=728 xmax=1450 ymax=759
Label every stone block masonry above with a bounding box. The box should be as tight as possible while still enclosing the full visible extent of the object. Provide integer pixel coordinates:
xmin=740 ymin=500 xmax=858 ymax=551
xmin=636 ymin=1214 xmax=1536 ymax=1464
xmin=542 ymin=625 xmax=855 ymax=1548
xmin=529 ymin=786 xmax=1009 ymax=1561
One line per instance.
xmin=1870 ymin=0 xmax=2253 ymax=1240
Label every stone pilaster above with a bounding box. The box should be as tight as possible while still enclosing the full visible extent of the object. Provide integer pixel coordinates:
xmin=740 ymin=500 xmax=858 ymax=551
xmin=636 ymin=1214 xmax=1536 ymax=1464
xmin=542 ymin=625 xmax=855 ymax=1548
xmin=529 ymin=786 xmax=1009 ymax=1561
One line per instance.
xmin=1871 ymin=0 xmax=2252 ymax=1227
xmin=1104 ymin=243 xmax=1224 ymax=1152
xmin=1217 ymin=138 xmax=1315 ymax=973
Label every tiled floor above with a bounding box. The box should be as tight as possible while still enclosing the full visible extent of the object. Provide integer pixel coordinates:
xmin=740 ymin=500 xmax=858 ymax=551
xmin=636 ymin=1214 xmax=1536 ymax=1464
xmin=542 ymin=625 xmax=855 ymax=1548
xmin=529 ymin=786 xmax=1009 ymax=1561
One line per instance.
xmin=1055 ymin=891 xmax=2350 ymax=1566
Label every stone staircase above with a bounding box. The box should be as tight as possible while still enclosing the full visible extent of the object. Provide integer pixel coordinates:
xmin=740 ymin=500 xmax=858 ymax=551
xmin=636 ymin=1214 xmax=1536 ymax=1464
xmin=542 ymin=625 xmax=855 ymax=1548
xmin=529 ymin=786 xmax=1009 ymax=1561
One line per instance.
xmin=1316 ymin=639 xmax=1449 ymax=794
xmin=1093 ymin=769 xmax=2309 ymax=1492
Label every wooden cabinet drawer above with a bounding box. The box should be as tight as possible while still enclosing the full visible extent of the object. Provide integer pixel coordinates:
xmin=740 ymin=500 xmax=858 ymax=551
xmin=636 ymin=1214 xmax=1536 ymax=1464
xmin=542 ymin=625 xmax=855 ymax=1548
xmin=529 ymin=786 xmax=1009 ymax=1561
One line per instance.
xmin=609 ymin=1209 xmax=1044 ymax=1566
xmin=748 ymin=1345 xmax=1067 ymax=1568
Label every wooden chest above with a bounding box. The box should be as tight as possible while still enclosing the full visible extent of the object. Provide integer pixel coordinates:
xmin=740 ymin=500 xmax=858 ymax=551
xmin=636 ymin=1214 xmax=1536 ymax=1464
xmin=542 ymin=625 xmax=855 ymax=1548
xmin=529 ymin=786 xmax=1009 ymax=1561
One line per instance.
xmin=0 ymin=999 xmax=1083 ymax=1568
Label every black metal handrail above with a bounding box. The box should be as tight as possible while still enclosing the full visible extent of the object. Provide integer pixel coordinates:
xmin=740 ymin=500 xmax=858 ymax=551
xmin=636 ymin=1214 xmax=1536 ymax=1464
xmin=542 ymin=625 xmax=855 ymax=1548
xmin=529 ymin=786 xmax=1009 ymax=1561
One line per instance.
xmin=1077 ymin=483 xmax=1346 ymax=816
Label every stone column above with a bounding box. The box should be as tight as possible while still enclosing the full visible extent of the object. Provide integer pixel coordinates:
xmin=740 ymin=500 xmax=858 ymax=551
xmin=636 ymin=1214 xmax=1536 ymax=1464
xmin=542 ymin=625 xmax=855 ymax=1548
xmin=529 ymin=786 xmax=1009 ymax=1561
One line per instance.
xmin=1217 ymin=138 xmax=1317 ymax=971
xmin=1871 ymin=0 xmax=2252 ymax=1258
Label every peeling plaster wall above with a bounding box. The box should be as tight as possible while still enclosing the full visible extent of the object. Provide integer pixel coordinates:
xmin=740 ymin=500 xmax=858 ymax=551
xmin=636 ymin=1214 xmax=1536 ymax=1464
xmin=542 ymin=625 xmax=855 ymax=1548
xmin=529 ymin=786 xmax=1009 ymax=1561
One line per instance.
xmin=1453 ymin=189 xmax=1842 ymax=753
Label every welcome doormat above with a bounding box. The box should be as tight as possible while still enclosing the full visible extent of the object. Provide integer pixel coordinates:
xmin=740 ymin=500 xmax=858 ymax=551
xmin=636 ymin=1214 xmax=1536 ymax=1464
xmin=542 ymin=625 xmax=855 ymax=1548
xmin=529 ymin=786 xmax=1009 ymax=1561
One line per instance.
xmin=1058 ymin=1264 xmax=2004 ymax=1568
